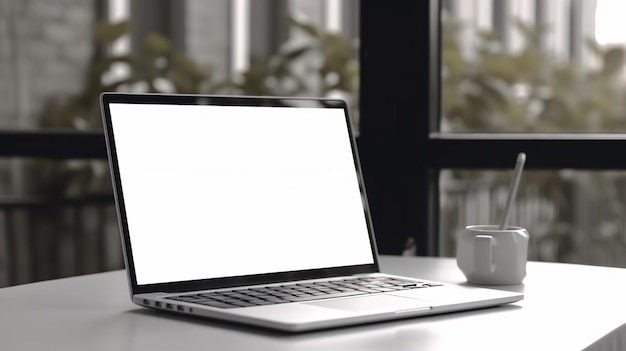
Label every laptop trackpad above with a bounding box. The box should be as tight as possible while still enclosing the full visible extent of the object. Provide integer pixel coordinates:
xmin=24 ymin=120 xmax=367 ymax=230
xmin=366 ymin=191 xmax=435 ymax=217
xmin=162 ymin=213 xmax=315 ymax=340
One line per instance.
xmin=305 ymin=294 xmax=432 ymax=314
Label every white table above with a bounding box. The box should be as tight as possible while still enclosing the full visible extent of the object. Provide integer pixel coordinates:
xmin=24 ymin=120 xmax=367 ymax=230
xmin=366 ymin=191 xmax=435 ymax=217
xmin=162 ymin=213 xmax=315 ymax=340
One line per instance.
xmin=1 ymin=256 xmax=625 ymax=350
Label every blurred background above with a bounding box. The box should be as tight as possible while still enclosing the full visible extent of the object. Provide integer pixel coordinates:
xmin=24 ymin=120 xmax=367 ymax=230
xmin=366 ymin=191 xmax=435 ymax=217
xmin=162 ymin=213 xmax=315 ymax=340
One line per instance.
xmin=438 ymin=0 xmax=626 ymax=265
xmin=1 ymin=0 xmax=626 ymax=287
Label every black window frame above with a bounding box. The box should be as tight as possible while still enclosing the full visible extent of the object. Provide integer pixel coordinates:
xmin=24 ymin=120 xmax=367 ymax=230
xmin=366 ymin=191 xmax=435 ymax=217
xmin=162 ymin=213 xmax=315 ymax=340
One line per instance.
xmin=359 ymin=0 xmax=626 ymax=256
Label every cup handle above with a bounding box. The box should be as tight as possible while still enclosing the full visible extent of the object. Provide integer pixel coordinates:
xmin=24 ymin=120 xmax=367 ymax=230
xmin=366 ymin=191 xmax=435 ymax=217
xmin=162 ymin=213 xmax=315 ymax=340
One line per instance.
xmin=474 ymin=235 xmax=494 ymax=274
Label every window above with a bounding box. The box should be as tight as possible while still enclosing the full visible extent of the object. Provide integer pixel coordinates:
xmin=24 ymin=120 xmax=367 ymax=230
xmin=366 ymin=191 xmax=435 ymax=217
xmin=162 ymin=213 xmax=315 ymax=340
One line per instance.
xmin=360 ymin=1 xmax=626 ymax=267
xmin=0 ymin=0 xmax=360 ymax=286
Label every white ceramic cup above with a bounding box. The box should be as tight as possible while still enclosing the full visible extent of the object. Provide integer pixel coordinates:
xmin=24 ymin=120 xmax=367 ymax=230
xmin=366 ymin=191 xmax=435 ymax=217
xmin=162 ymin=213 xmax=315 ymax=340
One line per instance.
xmin=456 ymin=225 xmax=529 ymax=285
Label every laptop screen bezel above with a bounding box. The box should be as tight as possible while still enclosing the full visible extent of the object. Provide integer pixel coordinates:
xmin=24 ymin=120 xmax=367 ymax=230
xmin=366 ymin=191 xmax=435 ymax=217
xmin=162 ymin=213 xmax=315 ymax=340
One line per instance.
xmin=100 ymin=93 xmax=381 ymax=295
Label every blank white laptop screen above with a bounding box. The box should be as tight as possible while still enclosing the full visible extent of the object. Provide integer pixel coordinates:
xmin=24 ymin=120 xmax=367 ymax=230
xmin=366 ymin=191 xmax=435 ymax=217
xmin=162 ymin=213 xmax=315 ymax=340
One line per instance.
xmin=109 ymin=103 xmax=375 ymax=285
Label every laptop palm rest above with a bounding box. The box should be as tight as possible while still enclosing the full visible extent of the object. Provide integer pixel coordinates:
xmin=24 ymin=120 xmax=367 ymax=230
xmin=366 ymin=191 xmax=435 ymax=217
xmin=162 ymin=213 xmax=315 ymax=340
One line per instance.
xmin=306 ymin=294 xmax=432 ymax=314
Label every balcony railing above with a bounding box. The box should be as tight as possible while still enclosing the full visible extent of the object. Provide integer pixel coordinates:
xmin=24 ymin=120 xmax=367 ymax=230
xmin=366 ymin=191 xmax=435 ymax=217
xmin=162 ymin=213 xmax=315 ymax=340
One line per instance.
xmin=0 ymin=130 xmax=120 ymax=287
xmin=0 ymin=194 xmax=121 ymax=287
xmin=440 ymin=181 xmax=626 ymax=268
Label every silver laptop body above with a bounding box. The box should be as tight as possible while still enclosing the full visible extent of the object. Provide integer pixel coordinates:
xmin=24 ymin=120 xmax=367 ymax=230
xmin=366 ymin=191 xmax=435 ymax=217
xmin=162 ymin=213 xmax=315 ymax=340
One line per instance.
xmin=100 ymin=93 xmax=523 ymax=332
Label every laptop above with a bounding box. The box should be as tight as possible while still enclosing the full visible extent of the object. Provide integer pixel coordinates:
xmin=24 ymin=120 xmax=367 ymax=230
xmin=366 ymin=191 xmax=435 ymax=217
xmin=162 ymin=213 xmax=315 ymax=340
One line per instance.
xmin=100 ymin=93 xmax=523 ymax=332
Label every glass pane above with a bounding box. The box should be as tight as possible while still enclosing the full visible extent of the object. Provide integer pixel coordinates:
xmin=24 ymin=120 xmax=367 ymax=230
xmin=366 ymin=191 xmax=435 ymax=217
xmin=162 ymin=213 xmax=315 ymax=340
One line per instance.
xmin=0 ymin=158 xmax=121 ymax=287
xmin=441 ymin=0 xmax=626 ymax=132
xmin=0 ymin=0 xmax=359 ymax=131
xmin=440 ymin=169 xmax=626 ymax=267
xmin=0 ymin=0 xmax=359 ymax=285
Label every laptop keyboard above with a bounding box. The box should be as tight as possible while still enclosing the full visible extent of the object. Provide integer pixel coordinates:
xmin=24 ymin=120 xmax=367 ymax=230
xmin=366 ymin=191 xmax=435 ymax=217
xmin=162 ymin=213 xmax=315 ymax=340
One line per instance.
xmin=166 ymin=277 xmax=443 ymax=309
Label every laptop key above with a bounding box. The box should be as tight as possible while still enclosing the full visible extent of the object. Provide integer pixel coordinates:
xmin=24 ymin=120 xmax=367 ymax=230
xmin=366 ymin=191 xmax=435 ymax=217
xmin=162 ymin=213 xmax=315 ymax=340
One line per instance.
xmin=263 ymin=297 xmax=289 ymax=303
xmin=270 ymin=293 xmax=293 ymax=298
xmin=245 ymin=299 xmax=273 ymax=305
xmin=355 ymin=288 xmax=381 ymax=293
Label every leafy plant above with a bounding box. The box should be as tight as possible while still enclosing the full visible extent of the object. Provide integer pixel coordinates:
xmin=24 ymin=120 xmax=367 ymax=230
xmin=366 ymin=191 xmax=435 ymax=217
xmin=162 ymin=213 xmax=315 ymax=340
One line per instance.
xmin=219 ymin=17 xmax=359 ymax=127
xmin=41 ymin=20 xmax=211 ymax=131
xmin=33 ymin=18 xmax=359 ymax=196
xmin=442 ymin=19 xmax=626 ymax=132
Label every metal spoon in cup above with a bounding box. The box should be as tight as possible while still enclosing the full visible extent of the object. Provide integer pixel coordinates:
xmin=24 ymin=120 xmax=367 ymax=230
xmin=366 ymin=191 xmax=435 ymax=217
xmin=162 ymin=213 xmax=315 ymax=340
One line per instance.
xmin=499 ymin=152 xmax=526 ymax=230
